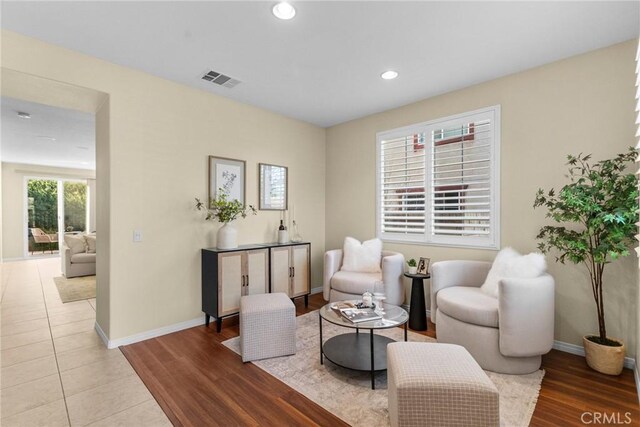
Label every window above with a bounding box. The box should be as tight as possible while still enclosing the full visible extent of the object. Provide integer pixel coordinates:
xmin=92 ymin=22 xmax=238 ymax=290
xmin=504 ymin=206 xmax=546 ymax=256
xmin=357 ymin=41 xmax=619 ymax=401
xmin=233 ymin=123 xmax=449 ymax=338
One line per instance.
xmin=376 ymin=105 xmax=500 ymax=249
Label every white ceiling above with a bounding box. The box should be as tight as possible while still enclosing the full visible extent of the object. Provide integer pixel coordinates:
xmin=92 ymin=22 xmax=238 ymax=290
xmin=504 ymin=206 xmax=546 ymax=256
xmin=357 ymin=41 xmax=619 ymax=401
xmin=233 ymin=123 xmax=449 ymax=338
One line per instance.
xmin=1 ymin=1 xmax=638 ymax=127
xmin=1 ymin=97 xmax=96 ymax=170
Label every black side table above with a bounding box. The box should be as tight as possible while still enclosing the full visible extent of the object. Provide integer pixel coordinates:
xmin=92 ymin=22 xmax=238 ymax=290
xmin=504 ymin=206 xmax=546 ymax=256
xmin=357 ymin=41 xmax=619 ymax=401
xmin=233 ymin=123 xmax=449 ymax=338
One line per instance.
xmin=404 ymin=272 xmax=431 ymax=331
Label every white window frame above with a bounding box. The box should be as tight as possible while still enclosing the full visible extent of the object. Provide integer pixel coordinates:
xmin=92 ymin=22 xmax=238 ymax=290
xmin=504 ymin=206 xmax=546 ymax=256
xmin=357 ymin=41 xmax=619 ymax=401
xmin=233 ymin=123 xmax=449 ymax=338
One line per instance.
xmin=376 ymin=105 xmax=501 ymax=250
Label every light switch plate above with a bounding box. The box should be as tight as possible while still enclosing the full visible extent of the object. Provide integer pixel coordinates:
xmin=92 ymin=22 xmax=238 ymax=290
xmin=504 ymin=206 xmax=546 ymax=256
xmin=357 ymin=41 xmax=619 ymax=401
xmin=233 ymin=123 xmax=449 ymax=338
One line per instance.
xmin=133 ymin=230 xmax=143 ymax=242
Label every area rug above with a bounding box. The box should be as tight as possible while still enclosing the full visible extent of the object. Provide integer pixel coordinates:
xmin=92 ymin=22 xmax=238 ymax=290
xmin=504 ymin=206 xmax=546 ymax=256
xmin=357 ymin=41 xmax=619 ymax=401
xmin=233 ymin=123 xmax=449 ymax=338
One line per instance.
xmin=223 ymin=311 xmax=543 ymax=427
xmin=53 ymin=275 xmax=96 ymax=303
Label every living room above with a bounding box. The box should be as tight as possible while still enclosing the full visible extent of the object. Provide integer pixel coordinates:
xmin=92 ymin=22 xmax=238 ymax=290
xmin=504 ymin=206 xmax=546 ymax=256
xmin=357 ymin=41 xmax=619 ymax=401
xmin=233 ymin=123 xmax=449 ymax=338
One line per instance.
xmin=0 ymin=1 xmax=638 ymax=426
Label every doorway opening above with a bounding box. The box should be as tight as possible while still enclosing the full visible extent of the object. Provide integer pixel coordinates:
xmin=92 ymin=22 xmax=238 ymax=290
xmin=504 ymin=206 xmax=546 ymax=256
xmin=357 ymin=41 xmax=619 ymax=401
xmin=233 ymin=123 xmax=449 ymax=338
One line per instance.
xmin=25 ymin=177 xmax=92 ymax=257
xmin=1 ymin=68 xmax=110 ymax=344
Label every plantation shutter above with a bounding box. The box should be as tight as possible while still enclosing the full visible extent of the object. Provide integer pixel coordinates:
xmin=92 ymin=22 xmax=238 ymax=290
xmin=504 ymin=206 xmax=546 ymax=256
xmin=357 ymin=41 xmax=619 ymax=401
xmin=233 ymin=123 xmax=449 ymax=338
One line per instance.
xmin=376 ymin=105 xmax=500 ymax=249
xmin=377 ymin=131 xmax=427 ymax=241
xmin=428 ymin=109 xmax=498 ymax=247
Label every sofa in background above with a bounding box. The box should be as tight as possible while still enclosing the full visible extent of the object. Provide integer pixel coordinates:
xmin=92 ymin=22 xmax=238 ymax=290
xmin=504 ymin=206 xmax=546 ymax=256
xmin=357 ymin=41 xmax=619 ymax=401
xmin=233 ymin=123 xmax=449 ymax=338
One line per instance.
xmin=61 ymin=233 xmax=96 ymax=278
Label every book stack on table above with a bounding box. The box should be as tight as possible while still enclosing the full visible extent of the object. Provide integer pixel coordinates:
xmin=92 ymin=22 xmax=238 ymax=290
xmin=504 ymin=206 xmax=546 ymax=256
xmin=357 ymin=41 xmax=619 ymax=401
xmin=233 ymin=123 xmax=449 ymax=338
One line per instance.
xmin=331 ymin=302 xmax=382 ymax=323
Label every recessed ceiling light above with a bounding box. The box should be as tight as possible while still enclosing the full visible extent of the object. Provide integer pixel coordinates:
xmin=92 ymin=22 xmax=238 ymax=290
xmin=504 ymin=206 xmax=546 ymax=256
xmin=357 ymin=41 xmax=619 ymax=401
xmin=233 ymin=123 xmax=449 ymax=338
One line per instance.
xmin=381 ymin=71 xmax=399 ymax=80
xmin=272 ymin=2 xmax=296 ymax=20
xmin=17 ymin=111 xmax=31 ymax=119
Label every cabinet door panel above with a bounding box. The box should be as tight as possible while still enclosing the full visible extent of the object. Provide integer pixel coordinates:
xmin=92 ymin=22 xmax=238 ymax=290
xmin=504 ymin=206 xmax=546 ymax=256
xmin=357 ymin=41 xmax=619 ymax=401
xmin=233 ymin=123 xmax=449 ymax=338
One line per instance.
xmin=246 ymin=249 xmax=268 ymax=295
xmin=271 ymin=247 xmax=291 ymax=295
xmin=218 ymin=252 xmax=243 ymax=316
xmin=291 ymin=245 xmax=310 ymax=297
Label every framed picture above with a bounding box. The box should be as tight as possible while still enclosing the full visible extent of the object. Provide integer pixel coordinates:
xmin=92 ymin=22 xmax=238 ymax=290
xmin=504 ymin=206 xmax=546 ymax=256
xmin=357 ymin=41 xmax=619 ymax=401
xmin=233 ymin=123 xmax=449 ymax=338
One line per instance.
xmin=208 ymin=156 xmax=246 ymax=204
xmin=259 ymin=163 xmax=288 ymax=210
xmin=417 ymin=257 xmax=430 ymax=275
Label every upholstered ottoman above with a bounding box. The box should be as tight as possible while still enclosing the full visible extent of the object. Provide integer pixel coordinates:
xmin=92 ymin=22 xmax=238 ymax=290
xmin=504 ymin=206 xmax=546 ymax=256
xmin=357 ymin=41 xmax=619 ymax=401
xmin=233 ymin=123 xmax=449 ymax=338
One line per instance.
xmin=387 ymin=342 xmax=499 ymax=427
xmin=240 ymin=293 xmax=296 ymax=362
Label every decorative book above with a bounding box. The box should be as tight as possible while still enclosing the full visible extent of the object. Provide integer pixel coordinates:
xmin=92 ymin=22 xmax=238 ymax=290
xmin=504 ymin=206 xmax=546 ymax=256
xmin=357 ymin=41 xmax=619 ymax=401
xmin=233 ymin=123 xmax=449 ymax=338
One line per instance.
xmin=339 ymin=308 xmax=382 ymax=324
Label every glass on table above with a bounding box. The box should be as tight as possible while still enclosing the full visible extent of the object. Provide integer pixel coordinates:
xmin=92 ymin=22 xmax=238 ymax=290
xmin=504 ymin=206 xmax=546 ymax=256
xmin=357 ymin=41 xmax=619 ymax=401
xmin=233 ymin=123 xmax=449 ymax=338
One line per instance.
xmin=373 ymin=281 xmax=386 ymax=315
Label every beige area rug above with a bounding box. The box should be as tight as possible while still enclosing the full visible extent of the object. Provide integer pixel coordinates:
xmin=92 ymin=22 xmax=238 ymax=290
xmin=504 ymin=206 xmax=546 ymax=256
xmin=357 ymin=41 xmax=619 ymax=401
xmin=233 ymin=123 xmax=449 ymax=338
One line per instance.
xmin=53 ymin=275 xmax=96 ymax=303
xmin=223 ymin=311 xmax=543 ymax=427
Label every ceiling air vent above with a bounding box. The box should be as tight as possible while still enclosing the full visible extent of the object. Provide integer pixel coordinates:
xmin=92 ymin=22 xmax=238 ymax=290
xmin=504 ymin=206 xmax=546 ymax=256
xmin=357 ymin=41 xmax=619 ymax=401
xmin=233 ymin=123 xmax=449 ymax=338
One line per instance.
xmin=201 ymin=70 xmax=241 ymax=88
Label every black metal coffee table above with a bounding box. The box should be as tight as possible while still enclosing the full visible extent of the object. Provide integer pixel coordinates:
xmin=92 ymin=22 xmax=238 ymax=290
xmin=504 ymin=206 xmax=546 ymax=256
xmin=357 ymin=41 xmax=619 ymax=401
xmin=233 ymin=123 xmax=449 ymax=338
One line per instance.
xmin=319 ymin=301 xmax=409 ymax=389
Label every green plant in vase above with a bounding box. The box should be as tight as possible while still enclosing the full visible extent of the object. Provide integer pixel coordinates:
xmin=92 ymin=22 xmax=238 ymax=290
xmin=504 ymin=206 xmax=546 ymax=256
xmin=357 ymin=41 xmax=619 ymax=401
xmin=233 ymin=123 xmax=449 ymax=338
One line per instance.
xmin=195 ymin=189 xmax=256 ymax=249
xmin=407 ymin=258 xmax=417 ymax=274
xmin=533 ymin=147 xmax=637 ymax=375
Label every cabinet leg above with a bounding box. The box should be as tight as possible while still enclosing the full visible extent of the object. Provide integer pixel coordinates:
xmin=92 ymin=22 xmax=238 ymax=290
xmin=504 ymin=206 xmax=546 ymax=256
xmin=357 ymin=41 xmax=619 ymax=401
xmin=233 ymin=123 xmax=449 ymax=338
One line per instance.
xmin=216 ymin=318 xmax=222 ymax=333
xmin=304 ymin=294 xmax=308 ymax=307
xmin=205 ymin=314 xmax=210 ymax=327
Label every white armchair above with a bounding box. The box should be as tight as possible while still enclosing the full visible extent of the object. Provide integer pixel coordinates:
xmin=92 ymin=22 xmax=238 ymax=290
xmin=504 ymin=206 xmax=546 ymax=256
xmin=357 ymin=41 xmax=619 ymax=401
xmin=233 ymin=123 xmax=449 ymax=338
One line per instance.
xmin=323 ymin=250 xmax=405 ymax=306
xmin=431 ymin=260 xmax=555 ymax=374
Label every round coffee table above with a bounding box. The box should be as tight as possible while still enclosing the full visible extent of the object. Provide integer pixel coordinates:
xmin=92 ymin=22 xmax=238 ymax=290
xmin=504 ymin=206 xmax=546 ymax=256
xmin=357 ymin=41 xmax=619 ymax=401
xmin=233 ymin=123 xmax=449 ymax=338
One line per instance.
xmin=319 ymin=301 xmax=409 ymax=389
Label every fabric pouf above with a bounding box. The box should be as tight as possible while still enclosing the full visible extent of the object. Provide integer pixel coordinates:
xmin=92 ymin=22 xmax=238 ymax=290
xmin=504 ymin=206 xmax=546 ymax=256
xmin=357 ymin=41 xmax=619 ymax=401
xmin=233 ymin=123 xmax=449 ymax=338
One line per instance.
xmin=240 ymin=292 xmax=296 ymax=362
xmin=387 ymin=342 xmax=499 ymax=427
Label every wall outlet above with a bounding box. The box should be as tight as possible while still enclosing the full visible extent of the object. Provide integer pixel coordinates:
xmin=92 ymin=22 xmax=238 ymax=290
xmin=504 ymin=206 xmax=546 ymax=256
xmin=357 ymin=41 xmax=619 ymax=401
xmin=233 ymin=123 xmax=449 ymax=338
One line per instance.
xmin=133 ymin=230 xmax=143 ymax=242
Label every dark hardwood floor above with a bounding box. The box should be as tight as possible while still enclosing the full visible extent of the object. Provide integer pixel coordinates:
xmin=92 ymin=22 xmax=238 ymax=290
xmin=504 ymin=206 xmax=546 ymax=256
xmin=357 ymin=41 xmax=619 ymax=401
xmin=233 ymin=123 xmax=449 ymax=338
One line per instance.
xmin=121 ymin=293 xmax=639 ymax=426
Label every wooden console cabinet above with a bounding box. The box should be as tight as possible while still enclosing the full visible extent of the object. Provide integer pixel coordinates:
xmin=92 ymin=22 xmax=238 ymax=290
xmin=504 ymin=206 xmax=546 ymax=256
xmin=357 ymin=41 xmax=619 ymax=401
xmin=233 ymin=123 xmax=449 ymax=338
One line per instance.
xmin=202 ymin=242 xmax=311 ymax=332
xmin=270 ymin=244 xmax=310 ymax=299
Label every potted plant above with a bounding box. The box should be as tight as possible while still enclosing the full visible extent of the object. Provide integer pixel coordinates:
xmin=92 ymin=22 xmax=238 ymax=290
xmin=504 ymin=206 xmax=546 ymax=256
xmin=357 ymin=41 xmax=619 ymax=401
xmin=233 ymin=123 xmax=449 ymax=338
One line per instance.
xmin=195 ymin=190 xmax=256 ymax=249
xmin=533 ymin=148 xmax=637 ymax=375
xmin=407 ymin=258 xmax=418 ymax=275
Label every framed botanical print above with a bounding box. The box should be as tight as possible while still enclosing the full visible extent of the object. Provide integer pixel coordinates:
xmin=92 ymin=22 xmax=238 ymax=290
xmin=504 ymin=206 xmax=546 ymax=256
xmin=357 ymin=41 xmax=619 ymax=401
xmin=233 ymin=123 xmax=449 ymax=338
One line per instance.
xmin=209 ymin=156 xmax=246 ymax=204
xmin=259 ymin=163 xmax=288 ymax=210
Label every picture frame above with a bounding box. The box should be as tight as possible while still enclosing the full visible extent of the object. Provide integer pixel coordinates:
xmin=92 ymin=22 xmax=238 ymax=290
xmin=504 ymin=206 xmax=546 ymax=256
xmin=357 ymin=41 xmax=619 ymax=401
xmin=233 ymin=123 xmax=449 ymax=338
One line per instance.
xmin=417 ymin=257 xmax=430 ymax=275
xmin=259 ymin=163 xmax=288 ymax=210
xmin=208 ymin=156 xmax=246 ymax=204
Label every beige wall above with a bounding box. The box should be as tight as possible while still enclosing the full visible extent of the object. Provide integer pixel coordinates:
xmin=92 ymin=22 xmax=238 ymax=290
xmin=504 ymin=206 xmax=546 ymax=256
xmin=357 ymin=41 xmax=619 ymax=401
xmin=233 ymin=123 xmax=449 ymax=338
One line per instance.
xmin=326 ymin=40 xmax=638 ymax=356
xmin=1 ymin=30 xmax=326 ymax=341
xmin=1 ymin=162 xmax=95 ymax=259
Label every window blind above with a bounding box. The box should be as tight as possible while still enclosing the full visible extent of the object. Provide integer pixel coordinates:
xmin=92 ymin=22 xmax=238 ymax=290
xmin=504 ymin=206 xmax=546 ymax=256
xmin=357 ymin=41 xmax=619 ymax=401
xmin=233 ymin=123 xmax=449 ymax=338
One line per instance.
xmin=376 ymin=105 xmax=500 ymax=249
xmin=431 ymin=120 xmax=493 ymax=238
xmin=378 ymin=133 xmax=426 ymax=238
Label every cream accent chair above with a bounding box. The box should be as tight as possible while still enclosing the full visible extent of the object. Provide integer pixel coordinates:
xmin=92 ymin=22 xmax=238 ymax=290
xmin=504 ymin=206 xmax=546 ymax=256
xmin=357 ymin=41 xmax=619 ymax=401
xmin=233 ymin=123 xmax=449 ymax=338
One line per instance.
xmin=431 ymin=260 xmax=555 ymax=374
xmin=323 ymin=250 xmax=405 ymax=305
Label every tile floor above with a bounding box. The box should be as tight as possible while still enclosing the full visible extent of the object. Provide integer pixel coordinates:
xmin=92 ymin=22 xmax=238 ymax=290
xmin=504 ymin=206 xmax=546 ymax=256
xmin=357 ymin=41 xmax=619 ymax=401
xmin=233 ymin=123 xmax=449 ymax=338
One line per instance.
xmin=1 ymin=258 xmax=170 ymax=426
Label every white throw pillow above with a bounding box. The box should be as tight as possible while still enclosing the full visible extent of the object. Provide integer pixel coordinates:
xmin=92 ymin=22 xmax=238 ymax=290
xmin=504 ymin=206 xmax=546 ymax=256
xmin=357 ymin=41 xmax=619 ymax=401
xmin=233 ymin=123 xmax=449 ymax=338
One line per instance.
xmin=64 ymin=234 xmax=87 ymax=255
xmin=340 ymin=237 xmax=382 ymax=273
xmin=480 ymin=247 xmax=547 ymax=298
xmin=85 ymin=235 xmax=96 ymax=254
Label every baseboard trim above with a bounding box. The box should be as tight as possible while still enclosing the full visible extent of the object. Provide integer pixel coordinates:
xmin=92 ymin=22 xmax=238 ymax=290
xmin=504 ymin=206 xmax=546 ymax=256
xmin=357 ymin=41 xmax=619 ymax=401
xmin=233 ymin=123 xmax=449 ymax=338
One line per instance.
xmin=94 ymin=321 xmax=109 ymax=348
xmin=96 ymin=316 xmax=206 ymax=349
xmin=310 ymin=286 xmax=323 ymax=295
xmin=2 ymin=255 xmax=61 ymax=262
xmin=407 ymin=306 xmax=637 ymax=371
xmin=552 ymin=340 xmax=636 ymax=370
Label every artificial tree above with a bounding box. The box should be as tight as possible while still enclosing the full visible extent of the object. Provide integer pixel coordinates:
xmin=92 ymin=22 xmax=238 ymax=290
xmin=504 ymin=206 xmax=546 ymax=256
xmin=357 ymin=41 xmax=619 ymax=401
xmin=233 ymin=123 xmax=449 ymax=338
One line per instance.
xmin=533 ymin=147 xmax=637 ymax=346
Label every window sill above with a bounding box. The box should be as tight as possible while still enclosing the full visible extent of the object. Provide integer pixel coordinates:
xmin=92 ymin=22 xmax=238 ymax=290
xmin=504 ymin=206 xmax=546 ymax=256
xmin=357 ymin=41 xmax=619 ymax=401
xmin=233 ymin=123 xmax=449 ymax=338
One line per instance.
xmin=379 ymin=238 xmax=500 ymax=251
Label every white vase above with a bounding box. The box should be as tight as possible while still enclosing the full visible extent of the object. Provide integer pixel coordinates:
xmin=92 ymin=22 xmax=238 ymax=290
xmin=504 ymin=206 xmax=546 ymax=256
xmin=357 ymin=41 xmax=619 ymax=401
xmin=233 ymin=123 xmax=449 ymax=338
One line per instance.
xmin=217 ymin=222 xmax=238 ymax=249
xmin=278 ymin=230 xmax=289 ymax=244
xmin=408 ymin=266 xmax=417 ymax=274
